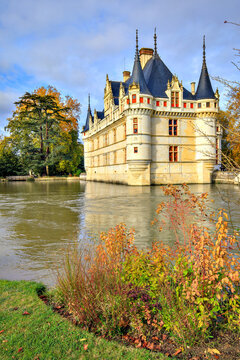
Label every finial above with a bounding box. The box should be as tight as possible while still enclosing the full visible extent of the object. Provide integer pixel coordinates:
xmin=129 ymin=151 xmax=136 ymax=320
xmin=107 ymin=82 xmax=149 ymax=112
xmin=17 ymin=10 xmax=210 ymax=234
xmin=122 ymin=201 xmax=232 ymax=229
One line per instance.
xmin=135 ymin=29 xmax=139 ymax=59
xmin=203 ymin=35 xmax=206 ymax=67
xmin=88 ymin=93 xmax=90 ymax=110
xmin=154 ymin=27 xmax=157 ymax=54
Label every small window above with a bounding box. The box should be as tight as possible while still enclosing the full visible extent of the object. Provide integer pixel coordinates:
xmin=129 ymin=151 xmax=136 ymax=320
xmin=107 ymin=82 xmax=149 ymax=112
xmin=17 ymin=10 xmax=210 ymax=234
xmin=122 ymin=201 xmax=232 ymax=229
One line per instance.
xmin=206 ymin=102 xmax=210 ymax=108
xmin=134 ymin=147 xmax=138 ymax=153
xmin=164 ymin=101 xmax=167 ymax=107
xmin=183 ymin=103 xmax=187 ymax=108
xmin=169 ymin=119 xmax=178 ymax=136
xmin=147 ymin=98 xmax=150 ymax=104
xmin=133 ymin=118 xmax=138 ymax=134
xmin=190 ymin=103 xmax=194 ymax=109
xmin=156 ymin=100 xmax=160 ymax=106
xmin=215 ymin=102 xmax=217 ymax=108
xmin=169 ymin=146 xmax=178 ymax=162
xmin=132 ymin=94 xmax=136 ymax=103
xmin=216 ymin=126 xmax=219 ymax=133
xmin=127 ymin=99 xmax=129 ymax=104
xmin=198 ymin=103 xmax=201 ymax=108
xmin=140 ymin=97 xmax=143 ymax=103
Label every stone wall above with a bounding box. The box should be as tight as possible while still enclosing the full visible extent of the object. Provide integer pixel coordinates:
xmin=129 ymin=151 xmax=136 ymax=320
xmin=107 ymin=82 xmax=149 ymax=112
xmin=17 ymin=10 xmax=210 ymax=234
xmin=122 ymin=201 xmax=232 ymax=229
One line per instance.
xmin=212 ymin=171 xmax=240 ymax=185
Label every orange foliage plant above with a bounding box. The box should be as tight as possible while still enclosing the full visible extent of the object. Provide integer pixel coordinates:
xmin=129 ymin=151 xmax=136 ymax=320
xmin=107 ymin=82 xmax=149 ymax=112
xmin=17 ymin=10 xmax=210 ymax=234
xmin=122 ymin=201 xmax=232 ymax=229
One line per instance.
xmin=56 ymin=185 xmax=240 ymax=346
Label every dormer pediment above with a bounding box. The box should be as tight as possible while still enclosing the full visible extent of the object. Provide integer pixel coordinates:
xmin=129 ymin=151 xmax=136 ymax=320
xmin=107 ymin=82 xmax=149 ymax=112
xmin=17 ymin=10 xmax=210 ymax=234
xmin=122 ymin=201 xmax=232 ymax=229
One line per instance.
xmin=129 ymin=82 xmax=140 ymax=92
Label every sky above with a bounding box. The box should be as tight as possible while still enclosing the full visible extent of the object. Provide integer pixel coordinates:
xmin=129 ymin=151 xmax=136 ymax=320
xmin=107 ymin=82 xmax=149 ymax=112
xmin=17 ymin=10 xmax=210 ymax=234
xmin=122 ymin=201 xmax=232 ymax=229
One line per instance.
xmin=0 ymin=0 xmax=239 ymax=139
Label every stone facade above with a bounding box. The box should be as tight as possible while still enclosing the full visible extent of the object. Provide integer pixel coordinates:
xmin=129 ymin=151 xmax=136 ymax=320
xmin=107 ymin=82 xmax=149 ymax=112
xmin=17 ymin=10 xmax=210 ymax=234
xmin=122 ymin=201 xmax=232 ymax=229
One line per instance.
xmin=82 ymin=32 xmax=222 ymax=186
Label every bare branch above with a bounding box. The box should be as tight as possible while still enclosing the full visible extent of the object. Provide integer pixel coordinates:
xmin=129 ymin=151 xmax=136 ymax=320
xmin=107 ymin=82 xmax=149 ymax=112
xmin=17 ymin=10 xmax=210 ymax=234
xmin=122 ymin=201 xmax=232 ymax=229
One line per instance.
xmin=224 ymin=20 xmax=240 ymax=26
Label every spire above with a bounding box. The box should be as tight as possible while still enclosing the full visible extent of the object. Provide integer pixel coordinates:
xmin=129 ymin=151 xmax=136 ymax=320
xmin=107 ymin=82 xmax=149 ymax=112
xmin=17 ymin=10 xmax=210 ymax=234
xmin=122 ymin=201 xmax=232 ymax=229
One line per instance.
xmin=203 ymin=35 xmax=206 ymax=66
xmin=88 ymin=93 xmax=91 ymax=111
xmin=154 ymin=28 xmax=157 ymax=55
xmin=126 ymin=30 xmax=151 ymax=95
xmin=135 ymin=29 xmax=139 ymax=59
xmin=195 ymin=36 xmax=215 ymax=100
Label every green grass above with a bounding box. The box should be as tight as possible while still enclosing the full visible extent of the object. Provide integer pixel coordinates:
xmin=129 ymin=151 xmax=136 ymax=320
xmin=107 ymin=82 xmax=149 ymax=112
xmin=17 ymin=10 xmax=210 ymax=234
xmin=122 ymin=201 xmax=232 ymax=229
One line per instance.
xmin=0 ymin=280 xmax=168 ymax=360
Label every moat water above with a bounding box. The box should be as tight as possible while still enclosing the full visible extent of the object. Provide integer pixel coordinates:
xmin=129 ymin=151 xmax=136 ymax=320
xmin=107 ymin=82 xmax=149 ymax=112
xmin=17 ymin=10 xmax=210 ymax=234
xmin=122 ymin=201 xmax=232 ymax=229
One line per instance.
xmin=0 ymin=181 xmax=240 ymax=286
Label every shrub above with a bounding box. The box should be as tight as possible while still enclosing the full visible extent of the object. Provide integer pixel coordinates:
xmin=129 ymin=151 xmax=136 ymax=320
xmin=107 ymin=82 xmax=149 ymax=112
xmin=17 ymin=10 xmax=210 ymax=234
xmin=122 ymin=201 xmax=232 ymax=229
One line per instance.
xmin=55 ymin=185 xmax=240 ymax=348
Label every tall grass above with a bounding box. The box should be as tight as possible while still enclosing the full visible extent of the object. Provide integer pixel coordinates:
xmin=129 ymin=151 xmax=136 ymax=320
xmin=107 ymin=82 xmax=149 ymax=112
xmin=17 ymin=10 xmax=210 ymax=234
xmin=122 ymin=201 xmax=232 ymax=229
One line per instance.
xmin=55 ymin=185 xmax=240 ymax=347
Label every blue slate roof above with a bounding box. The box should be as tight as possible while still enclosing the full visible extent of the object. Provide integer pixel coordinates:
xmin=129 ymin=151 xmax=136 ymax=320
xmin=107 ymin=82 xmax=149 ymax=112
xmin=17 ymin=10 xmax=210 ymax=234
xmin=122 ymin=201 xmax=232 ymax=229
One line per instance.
xmin=195 ymin=37 xmax=215 ymax=100
xmin=125 ymin=54 xmax=151 ymax=95
xmin=143 ymin=53 xmax=194 ymax=100
xmin=97 ymin=111 xmax=104 ymax=120
xmin=83 ymin=104 xmax=92 ymax=132
xmin=195 ymin=63 xmax=215 ymax=99
xmin=110 ymin=81 xmax=121 ymax=105
xmin=110 ymin=81 xmax=128 ymax=105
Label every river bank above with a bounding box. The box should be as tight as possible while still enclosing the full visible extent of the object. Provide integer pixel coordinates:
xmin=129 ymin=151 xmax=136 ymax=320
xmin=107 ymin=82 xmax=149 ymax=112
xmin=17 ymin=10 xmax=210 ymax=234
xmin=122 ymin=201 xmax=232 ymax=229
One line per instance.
xmin=0 ymin=280 xmax=161 ymax=360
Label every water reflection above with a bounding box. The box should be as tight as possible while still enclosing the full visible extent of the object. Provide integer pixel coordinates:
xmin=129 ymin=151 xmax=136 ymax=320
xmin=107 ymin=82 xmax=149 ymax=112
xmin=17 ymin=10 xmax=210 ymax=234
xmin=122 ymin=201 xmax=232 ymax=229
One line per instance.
xmin=0 ymin=181 xmax=239 ymax=286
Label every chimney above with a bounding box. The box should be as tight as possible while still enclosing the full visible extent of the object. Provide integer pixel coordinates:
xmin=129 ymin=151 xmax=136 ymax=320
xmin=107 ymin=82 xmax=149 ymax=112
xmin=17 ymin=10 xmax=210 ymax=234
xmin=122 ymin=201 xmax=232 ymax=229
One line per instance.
xmin=139 ymin=48 xmax=154 ymax=69
xmin=123 ymin=71 xmax=130 ymax=82
xmin=191 ymin=82 xmax=196 ymax=95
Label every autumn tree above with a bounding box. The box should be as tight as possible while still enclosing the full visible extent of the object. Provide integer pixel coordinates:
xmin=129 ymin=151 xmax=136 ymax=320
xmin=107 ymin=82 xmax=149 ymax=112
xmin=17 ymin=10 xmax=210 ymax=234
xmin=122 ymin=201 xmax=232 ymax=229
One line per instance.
xmin=6 ymin=86 xmax=82 ymax=176
xmin=217 ymin=85 xmax=240 ymax=169
xmin=214 ymin=21 xmax=240 ymax=170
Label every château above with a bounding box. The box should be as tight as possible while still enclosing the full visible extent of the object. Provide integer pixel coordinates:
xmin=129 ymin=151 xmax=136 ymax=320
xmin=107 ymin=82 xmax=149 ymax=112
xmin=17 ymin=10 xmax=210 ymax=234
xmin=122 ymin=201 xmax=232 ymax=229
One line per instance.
xmin=82 ymin=30 xmax=222 ymax=185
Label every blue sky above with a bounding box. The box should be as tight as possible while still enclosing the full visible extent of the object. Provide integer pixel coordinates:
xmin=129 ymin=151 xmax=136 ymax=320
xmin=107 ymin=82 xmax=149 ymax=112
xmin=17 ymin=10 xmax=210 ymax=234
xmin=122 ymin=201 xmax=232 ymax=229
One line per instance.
xmin=0 ymin=0 xmax=239 ymax=139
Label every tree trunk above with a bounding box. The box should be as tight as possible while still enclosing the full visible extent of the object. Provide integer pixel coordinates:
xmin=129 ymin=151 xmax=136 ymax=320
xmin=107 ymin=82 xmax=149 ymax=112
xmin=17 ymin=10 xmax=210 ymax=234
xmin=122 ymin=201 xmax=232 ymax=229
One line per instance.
xmin=45 ymin=121 xmax=49 ymax=176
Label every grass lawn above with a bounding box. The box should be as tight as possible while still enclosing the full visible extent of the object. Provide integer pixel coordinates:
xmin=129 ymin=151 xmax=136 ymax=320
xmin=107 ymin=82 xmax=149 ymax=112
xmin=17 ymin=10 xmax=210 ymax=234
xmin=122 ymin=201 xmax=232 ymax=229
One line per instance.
xmin=0 ymin=280 xmax=168 ymax=360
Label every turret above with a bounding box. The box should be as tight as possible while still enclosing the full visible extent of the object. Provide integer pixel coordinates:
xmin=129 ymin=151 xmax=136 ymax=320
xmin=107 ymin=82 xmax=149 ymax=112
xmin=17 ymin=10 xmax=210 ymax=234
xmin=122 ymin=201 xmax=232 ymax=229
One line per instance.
xmin=126 ymin=30 xmax=151 ymax=95
xmin=195 ymin=36 xmax=215 ymax=100
xmin=82 ymin=94 xmax=92 ymax=132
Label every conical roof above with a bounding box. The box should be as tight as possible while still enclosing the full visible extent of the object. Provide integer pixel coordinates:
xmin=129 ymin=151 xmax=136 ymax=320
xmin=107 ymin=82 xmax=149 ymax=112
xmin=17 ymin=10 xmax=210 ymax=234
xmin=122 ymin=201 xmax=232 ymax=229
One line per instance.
xmin=126 ymin=30 xmax=151 ymax=95
xmin=83 ymin=94 xmax=92 ymax=132
xmin=143 ymin=54 xmax=173 ymax=98
xmin=195 ymin=36 xmax=215 ymax=100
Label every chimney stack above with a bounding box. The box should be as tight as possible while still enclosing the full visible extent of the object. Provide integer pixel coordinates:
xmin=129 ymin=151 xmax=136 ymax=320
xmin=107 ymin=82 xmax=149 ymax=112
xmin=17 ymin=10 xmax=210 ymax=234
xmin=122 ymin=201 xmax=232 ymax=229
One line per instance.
xmin=139 ymin=48 xmax=154 ymax=69
xmin=123 ymin=71 xmax=130 ymax=82
xmin=191 ymin=82 xmax=196 ymax=95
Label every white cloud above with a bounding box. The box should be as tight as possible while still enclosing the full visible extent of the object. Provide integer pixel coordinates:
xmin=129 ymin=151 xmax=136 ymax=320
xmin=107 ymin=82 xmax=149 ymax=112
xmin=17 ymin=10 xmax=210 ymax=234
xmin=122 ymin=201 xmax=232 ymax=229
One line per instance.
xmin=0 ymin=0 xmax=239 ymax=131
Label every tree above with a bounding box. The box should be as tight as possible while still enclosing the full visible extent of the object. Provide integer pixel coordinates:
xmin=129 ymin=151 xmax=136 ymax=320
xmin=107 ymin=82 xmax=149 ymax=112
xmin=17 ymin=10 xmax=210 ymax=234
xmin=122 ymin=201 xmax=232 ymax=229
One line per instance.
xmin=214 ymin=21 xmax=240 ymax=170
xmin=6 ymin=86 xmax=82 ymax=176
xmin=0 ymin=136 xmax=23 ymax=177
xmin=218 ymin=86 xmax=240 ymax=168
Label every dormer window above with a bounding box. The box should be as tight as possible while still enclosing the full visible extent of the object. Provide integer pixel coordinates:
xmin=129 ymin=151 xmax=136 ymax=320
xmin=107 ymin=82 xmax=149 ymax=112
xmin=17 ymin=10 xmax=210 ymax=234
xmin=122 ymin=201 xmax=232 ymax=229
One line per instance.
xmin=132 ymin=94 xmax=136 ymax=103
xmin=171 ymin=92 xmax=179 ymax=107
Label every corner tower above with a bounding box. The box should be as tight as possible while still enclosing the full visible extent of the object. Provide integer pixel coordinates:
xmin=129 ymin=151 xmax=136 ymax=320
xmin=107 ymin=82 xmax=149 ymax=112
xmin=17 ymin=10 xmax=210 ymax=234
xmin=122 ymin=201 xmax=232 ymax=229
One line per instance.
xmin=195 ymin=36 xmax=219 ymax=183
xmin=125 ymin=30 xmax=152 ymax=185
